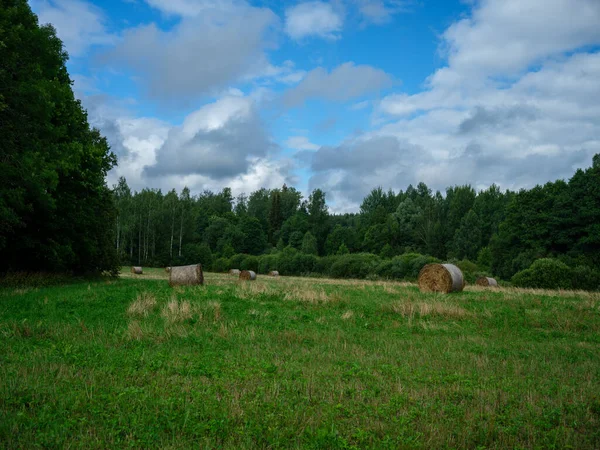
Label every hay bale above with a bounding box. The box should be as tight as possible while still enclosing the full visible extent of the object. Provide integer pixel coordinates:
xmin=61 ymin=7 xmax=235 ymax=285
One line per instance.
xmin=229 ymin=269 xmax=240 ymax=276
xmin=268 ymin=270 xmax=279 ymax=277
xmin=476 ymin=276 xmax=498 ymax=287
xmin=239 ymin=270 xmax=256 ymax=281
xmin=131 ymin=266 xmax=143 ymax=275
xmin=169 ymin=264 xmax=204 ymax=287
xmin=418 ymin=263 xmax=464 ymax=293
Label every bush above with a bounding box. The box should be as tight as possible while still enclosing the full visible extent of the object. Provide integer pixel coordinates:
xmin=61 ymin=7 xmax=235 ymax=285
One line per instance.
xmin=240 ymin=255 xmax=259 ymax=272
xmin=315 ymin=255 xmax=339 ymax=276
xmin=258 ymin=254 xmax=279 ymax=274
xmin=293 ymin=253 xmax=318 ymax=274
xmin=230 ymin=254 xmax=247 ymax=270
xmin=182 ymin=243 xmax=213 ymax=268
xmin=454 ymin=259 xmax=479 ymax=284
xmin=278 ymin=247 xmax=300 ymax=275
xmin=511 ymin=258 xmax=572 ymax=290
xmin=572 ymin=265 xmax=600 ymax=291
xmin=212 ymin=257 xmax=230 ymax=273
xmin=329 ymin=253 xmax=381 ymax=279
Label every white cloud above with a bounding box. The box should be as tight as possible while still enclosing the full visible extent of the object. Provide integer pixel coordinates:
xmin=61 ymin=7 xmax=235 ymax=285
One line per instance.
xmin=310 ymin=0 xmax=600 ymax=211
xmin=439 ymin=0 xmax=600 ymax=80
xmin=104 ymin=5 xmax=277 ymax=101
xmin=283 ymin=62 xmax=393 ymax=107
xmin=285 ymin=2 xmax=343 ymax=40
xmin=143 ymin=0 xmax=243 ymax=17
xmin=353 ymin=0 xmax=410 ymax=25
xmin=144 ymin=95 xmax=276 ymax=179
xmin=285 ymin=136 xmax=319 ymax=151
xmin=30 ymin=0 xmax=115 ymax=57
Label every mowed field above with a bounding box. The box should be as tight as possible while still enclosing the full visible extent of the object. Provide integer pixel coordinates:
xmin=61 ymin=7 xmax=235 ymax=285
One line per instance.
xmin=1 ymin=270 xmax=599 ymax=449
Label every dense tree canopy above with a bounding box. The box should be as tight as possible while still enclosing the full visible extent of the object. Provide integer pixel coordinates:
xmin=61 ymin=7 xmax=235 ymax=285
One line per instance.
xmin=111 ymin=154 xmax=599 ymax=287
xmin=0 ymin=0 xmax=118 ymax=274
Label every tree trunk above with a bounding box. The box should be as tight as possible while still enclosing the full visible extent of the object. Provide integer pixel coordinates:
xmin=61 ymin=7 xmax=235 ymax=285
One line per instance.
xmin=170 ymin=208 xmax=175 ymax=259
xmin=178 ymin=206 xmax=184 ymax=257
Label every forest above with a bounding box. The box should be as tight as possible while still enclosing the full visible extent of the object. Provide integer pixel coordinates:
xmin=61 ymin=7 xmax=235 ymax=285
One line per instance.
xmin=1 ymin=0 xmax=599 ymax=290
xmin=110 ymin=153 xmax=600 ymax=290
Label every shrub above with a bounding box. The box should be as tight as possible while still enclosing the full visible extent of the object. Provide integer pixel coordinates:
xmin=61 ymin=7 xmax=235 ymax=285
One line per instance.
xmin=572 ymin=265 xmax=600 ymax=291
xmin=454 ymin=259 xmax=479 ymax=284
xmin=240 ymin=255 xmax=259 ymax=272
xmin=293 ymin=253 xmax=318 ymax=274
xmin=329 ymin=253 xmax=381 ymax=279
xmin=212 ymin=257 xmax=230 ymax=273
xmin=258 ymin=254 xmax=279 ymax=274
xmin=315 ymin=255 xmax=339 ymax=276
xmin=182 ymin=243 xmax=213 ymax=268
xmin=230 ymin=254 xmax=247 ymax=270
xmin=278 ymin=247 xmax=300 ymax=275
xmin=511 ymin=258 xmax=572 ymax=290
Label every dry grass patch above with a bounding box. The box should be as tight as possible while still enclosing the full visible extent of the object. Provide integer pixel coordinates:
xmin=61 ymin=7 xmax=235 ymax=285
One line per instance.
xmin=127 ymin=292 xmax=157 ymax=317
xmin=283 ymin=285 xmax=340 ymax=304
xmin=341 ymin=310 xmax=354 ymax=320
xmin=236 ymin=281 xmax=276 ymax=299
xmin=386 ymin=299 xmax=470 ymax=319
xmin=161 ymin=298 xmax=193 ymax=324
xmin=126 ymin=320 xmax=146 ymax=340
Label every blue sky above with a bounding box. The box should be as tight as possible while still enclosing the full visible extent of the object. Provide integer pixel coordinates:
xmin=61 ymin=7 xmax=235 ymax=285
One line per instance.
xmin=30 ymin=0 xmax=600 ymax=212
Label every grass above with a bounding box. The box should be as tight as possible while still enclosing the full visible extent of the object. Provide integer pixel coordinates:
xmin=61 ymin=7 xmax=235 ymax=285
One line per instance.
xmin=1 ymin=269 xmax=599 ymax=449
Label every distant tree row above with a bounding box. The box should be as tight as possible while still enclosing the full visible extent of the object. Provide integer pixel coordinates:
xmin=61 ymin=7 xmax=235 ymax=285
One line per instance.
xmin=112 ymin=154 xmax=600 ymax=282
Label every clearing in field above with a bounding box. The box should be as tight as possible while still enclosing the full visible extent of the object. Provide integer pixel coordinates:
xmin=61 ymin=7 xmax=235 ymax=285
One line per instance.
xmin=1 ymin=270 xmax=599 ymax=448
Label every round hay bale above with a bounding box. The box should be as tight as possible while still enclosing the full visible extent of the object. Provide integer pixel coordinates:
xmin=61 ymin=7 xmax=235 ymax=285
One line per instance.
xmin=169 ymin=264 xmax=204 ymax=287
xmin=239 ymin=270 xmax=256 ymax=281
xmin=268 ymin=270 xmax=279 ymax=277
xmin=131 ymin=266 xmax=143 ymax=275
xmin=476 ymin=276 xmax=498 ymax=287
xmin=229 ymin=269 xmax=241 ymax=276
xmin=418 ymin=263 xmax=464 ymax=293
xmin=165 ymin=267 xmax=171 ymax=273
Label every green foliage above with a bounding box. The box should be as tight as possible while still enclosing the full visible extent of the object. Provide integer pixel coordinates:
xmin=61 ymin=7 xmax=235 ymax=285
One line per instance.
xmin=230 ymin=254 xmax=246 ymax=270
xmin=301 ymin=231 xmax=318 ymax=255
xmin=329 ymin=253 xmax=381 ymax=279
xmin=572 ymin=266 xmax=600 ymax=291
xmin=258 ymin=254 xmax=279 ymax=274
xmin=476 ymin=247 xmax=492 ymax=270
xmin=337 ymin=243 xmax=350 ymax=255
xmin=379 ymin=244 xmax=395 ymax=259
xmin=511 ymin=258 xmax=573 ymax=290
xmin=0 ymin=0 xmax=118 ymax=274
xmin=240 ymin=255 xmax=259 ymax=272
xmin=212 ymin=257 xmax=230 ymax=273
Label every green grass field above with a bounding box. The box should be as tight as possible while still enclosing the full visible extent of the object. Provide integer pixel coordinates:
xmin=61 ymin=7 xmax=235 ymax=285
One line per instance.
xmin=1 ymin=270 xmax=599 ymax=449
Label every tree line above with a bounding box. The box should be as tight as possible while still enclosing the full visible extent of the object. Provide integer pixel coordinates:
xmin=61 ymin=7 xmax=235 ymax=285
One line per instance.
xmin=112 ymin=154 xmax=600 ymax=286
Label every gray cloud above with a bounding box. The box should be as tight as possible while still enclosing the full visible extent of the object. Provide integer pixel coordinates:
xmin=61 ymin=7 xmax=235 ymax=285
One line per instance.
xmin=283 ymin=62 xmax=394 ymax=107
xmin=458 ymin=105 xmax=539 ymax=134
xmin=103 ymin=6 xmax=276 ymax=101
xmin=143 ymin=96 xmax=276 ymax=179
xmin=308 ymin=135 xmax=424 ymax=203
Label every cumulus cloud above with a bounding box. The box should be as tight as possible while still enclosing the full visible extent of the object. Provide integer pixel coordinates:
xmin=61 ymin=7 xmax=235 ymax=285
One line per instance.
xmin=143 ymin=95 xmax=277 ymax=180
xmin=283 ymin=62 xmax=393 ymax=107
xmin=104 ymin=5 xmax=277 ymax=101
xmin=285 ymin=136 xmax=320 ymax=151
xmin=312 ymin=0 xmax=600 ymax=211
xmin=143 ymin=0 xmax=244 ymax=17
xmin=353 ymin=0 xmax=410 ymax=25
xmin=284 ymin=2 xmax=343 ymax=40
xmin=30 ymin=0 xmax=115 ymax=57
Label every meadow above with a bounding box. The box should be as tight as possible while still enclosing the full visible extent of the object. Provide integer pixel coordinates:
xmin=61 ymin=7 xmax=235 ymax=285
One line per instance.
xmin=1 ymin=270 xmax=599 ymax=449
